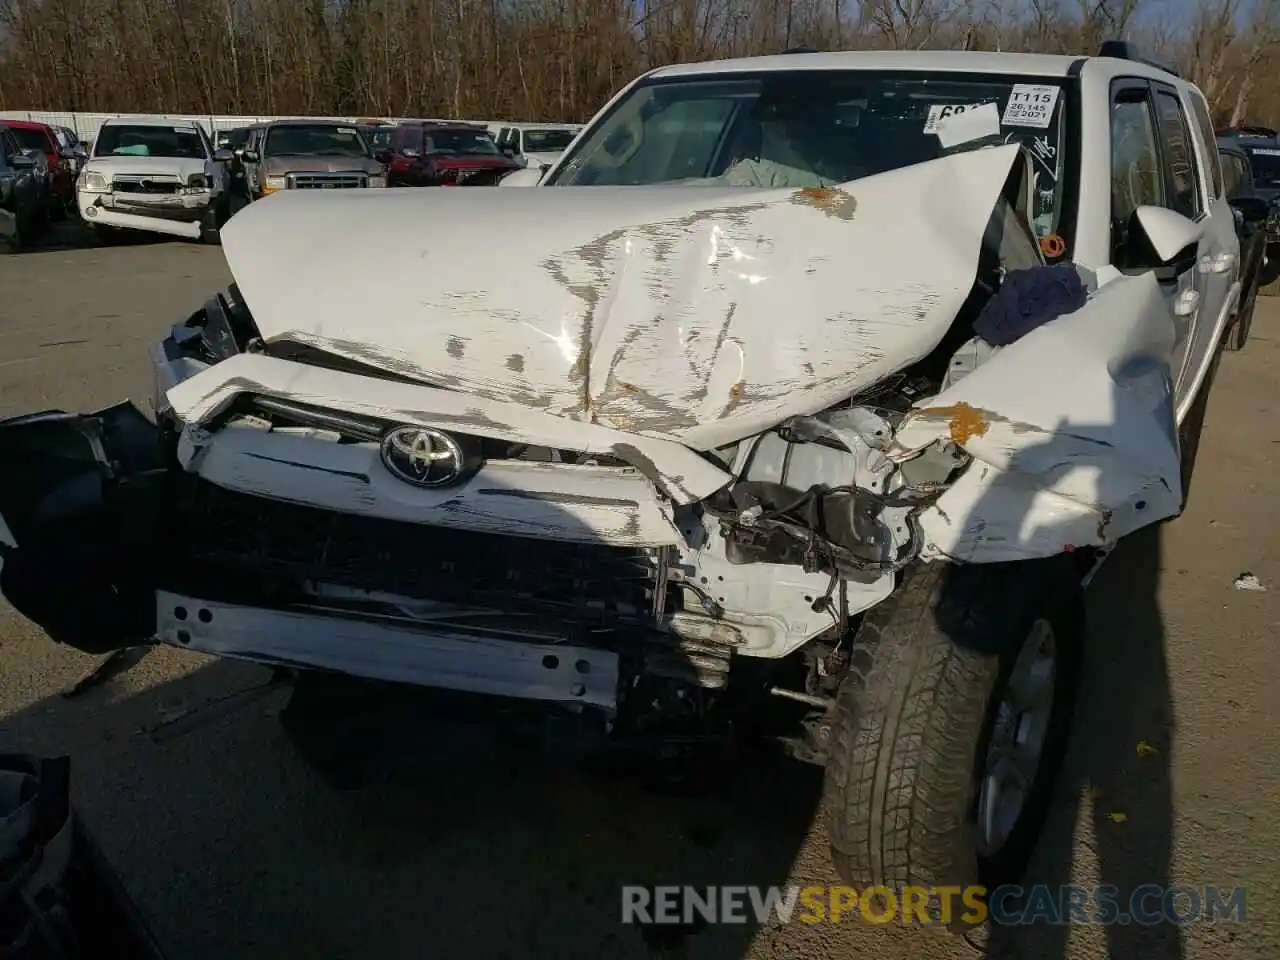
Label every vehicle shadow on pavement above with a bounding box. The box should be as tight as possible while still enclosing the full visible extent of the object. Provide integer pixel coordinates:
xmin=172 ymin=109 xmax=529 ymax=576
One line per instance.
xmin=984 ymin=522 xmax=1182 ymax=959
xmin=0 ymin=654 xmax=823 ymax=959
xmin=978 ymin=354 xmax=1225 ymax=960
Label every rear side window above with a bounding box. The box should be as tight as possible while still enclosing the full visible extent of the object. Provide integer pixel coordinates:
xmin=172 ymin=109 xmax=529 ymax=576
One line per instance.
xmin=1221 ymin=152 xmax=1247 ymax=198
xmin=1187 ymin=92 xmax=1224 ymax=200
xmin=1152 ymin=90 xmax=1203 ymax=219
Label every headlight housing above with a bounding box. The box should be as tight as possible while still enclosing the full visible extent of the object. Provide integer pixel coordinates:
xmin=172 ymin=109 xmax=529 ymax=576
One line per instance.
xmin=264 ymin=176 xmax=286 ymax=192
xmin=186 ymin=173 xmax=209 ymax=189
xmin=82 ymin=171 xmax=109 ymax=192
xmin=367 ymin=175 xmax=386 ymax=188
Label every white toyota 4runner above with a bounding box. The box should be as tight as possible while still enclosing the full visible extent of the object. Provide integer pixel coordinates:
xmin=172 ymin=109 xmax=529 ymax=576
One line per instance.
xmin=0 ymin=43 xmax=1253 ymax=913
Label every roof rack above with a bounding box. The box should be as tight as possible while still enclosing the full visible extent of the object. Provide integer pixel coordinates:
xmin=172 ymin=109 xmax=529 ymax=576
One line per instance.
xmin=1097 ymin=39 xmax=1180 ymax=79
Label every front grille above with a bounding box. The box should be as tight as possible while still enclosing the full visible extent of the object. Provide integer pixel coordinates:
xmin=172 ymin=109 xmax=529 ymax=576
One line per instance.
xmin=225 ymin=388 xmax=630 ymax=467
xmin=174 ymin=481 xmax=666 ymax=629
xmin=436 ymin=168 xmax=506 ymax=187
xmin=112 ymin=175 xmax=181 ymax=195
xmin=287 ymin=172 xmax=367 ymax=190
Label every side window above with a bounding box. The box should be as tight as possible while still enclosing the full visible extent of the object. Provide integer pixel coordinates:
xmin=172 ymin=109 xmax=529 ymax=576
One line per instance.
xmin=1187 ymin=91 xmax=1224 ymax=200
xmin=1111 ymin=90 xmax=1165 ymax=237
xmin=1221 ymin=153 xmax=1244 ymax=199
xmin=1153 ymin=90 xmax=1203 ymax=219
xmin=400 ymin=126 xmax=423 ymax=153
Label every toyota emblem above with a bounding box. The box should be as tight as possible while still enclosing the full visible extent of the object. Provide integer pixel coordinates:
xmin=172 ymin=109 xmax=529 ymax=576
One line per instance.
xmin=380 ymin=426 xmax=467 ymax=488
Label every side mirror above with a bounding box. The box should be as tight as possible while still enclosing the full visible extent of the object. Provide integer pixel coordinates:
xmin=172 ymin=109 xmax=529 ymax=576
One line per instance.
xmin=401 ymin=148 xmax=421 ymax=159
xmin=499 ymin=166 xmax=544 ymax=188
xmin=373 ymin=148 xmax=392 ymax=164
xmin=10 ymin=153 xmax=35 ymax=169
xmin=1228 ymin=195 xmax=1269 ymax=227
xmin=501 ymin=146 xmax=516 ymax=157
xmin=242 ymin=150 xmax=260 ymax=163
xmin=1132 ymin=205 xmax=1204 ymax=264
xmin=212 ymin=148 xmax=234 ymax=163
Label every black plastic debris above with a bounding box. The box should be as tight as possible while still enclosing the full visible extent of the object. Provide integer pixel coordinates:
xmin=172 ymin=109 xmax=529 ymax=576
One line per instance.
xmin=0 ymin=754 xmax=166 ymax=959
xmin=973 ymin=263 xmax=1089 ymax=347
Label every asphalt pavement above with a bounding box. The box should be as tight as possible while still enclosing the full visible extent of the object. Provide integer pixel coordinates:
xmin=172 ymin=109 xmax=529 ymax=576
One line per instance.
xmin=0 ymin=225 xmax=1277 ymax=959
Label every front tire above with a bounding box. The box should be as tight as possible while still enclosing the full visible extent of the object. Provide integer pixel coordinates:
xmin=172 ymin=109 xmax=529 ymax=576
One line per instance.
xmin=199 ymin=197 xmax=229 ymax=246
xmin=825 ymin=558 xmax=1083 ymax=924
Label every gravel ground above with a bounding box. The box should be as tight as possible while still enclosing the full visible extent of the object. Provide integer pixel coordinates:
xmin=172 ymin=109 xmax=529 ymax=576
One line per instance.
xmin=0 ymin=225 xmax=1277 ymax=960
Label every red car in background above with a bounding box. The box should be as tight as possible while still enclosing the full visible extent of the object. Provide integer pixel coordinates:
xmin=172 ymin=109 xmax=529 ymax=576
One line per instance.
xmin=380 ymin=121 xmax=521 ymax=187
xmin=4 ymin=120 xmax=77 ymax=216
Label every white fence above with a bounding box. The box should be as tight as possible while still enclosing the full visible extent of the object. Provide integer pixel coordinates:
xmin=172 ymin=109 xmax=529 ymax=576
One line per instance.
xmin=0 ymin=110 xmax=564 ymax=143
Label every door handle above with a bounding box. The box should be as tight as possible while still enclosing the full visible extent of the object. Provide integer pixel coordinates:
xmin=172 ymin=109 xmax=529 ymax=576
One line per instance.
xmin=1174 ymin=289 xmax=1200 ymax=316
xmin=1199 ymin=252 xmax=1237 ymax=274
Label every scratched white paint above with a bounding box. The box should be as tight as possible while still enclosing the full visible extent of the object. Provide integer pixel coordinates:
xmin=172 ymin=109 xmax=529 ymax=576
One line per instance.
xmin=895 ymin=271 xmax=1184 ymax=562
xmin=164 ymin=353 xmax=731 ymax=504
xmin=219 ymin=145 xmax=1026 ymax=451
xmin=190 ymin=422 xmax=685 ymax=546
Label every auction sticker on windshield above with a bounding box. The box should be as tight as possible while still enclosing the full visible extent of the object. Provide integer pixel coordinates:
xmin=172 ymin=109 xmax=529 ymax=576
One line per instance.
xmin=923 ymin=103 xmax=995 ymax=134
xmin=1002 ymin=85 xmax=1061 ymax=129
xmin=1251 ymin=148 xmax=1280 ymax=156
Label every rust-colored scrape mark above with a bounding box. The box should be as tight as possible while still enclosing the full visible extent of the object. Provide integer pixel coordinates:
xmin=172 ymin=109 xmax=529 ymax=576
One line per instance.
xmin=720 ymin=381 xmax=745 ymax=418
xmin=790 ymin=186 xmax=858 ymax=220
xmin=915 ymin=402 xmax=990 ymax=445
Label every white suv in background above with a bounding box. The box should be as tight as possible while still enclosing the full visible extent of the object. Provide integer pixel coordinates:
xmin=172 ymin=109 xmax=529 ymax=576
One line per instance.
xmin=494 ymin=123 xmax=583 ymax=169
xmin=77 ymin=117 xmax=234 ymax=244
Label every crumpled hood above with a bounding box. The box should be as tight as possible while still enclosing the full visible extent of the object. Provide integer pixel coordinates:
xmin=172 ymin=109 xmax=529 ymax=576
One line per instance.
xmin=221 ymin=144 xmax=1025 ymax=450
xmin=261 ymin=155 xmax=383 ymax=175
xmin=84 ymin=155 xmax=209 ymax=179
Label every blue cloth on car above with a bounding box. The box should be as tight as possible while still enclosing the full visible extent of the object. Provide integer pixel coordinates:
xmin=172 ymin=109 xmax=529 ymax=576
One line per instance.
xmin=973 ymin=263 xmax=1088 ymax=347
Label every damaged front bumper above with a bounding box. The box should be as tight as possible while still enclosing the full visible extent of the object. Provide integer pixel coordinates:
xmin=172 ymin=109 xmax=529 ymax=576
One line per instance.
xmin=79 ymin=188 xmax=213 ymax=240
xmin=0 ymin=267 xmax=1184 ymax=719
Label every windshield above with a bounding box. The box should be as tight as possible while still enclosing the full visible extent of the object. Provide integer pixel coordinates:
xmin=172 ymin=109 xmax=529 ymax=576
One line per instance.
xmin=218 ymin=128 xmax=250 ymax=150
xmin=94 ymin=125 xmax=207 ymax=159
xmin=550 ymin=71 xmax=1071 ymax=238
xmin=10 ymin=127 xmax=50 ymax=153
xmin=424 ymin=129 xmax=499 ymax=156
xmin=1245 ymin=146 xmax=1280 ymax=188
xmin=265 ymin=124 xmax=369 ymax=157
xmin=523 ymin=129 xmax=576 ymax=152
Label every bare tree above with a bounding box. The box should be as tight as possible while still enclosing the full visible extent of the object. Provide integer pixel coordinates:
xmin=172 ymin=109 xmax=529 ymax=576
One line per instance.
xmin=0 ymin=0 xmax=1278 ymax=125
